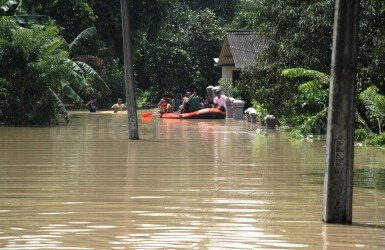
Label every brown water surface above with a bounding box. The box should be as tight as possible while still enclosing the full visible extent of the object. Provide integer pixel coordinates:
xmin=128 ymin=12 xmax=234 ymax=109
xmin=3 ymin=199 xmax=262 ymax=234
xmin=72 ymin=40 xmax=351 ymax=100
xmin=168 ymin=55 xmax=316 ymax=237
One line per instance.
xmin=0 ymin=112 xmax=384 ymax=249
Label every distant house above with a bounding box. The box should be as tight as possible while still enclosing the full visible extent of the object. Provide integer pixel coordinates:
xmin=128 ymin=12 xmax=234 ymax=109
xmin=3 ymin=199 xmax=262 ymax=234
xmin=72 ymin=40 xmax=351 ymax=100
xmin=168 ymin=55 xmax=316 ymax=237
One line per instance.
xmin=214 ymin=30 xmax=268 ymax=83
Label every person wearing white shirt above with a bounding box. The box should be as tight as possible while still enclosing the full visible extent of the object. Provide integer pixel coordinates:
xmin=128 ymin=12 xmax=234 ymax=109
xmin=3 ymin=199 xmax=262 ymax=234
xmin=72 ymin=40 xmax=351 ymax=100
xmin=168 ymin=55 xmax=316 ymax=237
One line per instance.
xmin=213 ymin=89 xmax=227 ymax=112
xmin=111 ymin=98 xmax=127 ymax=113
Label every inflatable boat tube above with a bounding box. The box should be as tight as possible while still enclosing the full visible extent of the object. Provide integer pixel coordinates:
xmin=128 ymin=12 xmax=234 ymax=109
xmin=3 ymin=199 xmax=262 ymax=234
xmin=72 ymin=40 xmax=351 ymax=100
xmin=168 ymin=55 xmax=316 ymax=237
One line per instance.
xmin=161 ymin=108 xmax=225 ymax=119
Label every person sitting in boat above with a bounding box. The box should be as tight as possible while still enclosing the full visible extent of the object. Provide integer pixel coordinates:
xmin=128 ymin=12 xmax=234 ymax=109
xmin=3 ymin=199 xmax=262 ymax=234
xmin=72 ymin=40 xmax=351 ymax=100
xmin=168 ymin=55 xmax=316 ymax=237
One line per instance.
xmin=172 ymin=93 xmax=183 ymax=112
xmin=213 ymin=89 xmax=227 ymax=112
xmin=203 ymin=95 xmax=214 ymax=108
xmin=111 ymin=98 xmax=127 ymax=113
xmin=181 ymin=92 xmax=191 ymax=113
xmin=186 ymin=92 xmax=201 ymax=112
xmin=158 ymin=94 xmax=171 ymax=114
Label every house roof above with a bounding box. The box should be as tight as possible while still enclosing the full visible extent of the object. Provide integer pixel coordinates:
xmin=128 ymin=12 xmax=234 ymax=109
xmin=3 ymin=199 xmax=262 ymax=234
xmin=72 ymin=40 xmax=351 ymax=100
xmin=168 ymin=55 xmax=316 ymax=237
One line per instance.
xmin=218 ymin=30 xmax=268 ymax=68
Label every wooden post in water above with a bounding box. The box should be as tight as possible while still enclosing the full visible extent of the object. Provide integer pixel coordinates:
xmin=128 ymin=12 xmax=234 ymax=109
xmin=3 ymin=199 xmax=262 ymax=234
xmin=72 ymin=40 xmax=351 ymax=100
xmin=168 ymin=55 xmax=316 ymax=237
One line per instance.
xmin=323 ymin=0 xmax=360 ymax=223
xmin=120 ymin=0 xmax=139 ymax=139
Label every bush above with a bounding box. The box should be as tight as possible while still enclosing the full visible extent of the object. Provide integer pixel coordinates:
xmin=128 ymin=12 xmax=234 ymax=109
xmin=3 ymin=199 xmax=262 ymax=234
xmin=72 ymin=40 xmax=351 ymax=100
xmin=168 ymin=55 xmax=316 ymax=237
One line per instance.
xmin=0 ymin=18 xmax=99 ymax=125
xmin=355 ymin=128 xmax=375 ymax=141
xmin=0 ymin=18 xmax=74 ymax=125
xmin=289 ymin=110 xmax=327 ymax=139
xmin=218 ymin=77 xmax=238 ymax=97
xmin=251 ymin=99 xmax=268 ymax=121
xmin=136 ymin=89 xmax=151 ymax=109
xmin=365 ymin=132 xmax=385 ymax=146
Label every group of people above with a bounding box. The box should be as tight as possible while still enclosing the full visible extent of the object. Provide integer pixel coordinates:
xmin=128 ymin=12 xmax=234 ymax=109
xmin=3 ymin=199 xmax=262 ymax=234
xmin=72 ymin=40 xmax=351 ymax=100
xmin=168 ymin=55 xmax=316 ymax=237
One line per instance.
xmin=158 ymin=89 xmax=228 ymax=114
xmin=85 ymin=98 xmax=127 ymax=113
xmin=85 ymin=88 xmax=228 ymax=115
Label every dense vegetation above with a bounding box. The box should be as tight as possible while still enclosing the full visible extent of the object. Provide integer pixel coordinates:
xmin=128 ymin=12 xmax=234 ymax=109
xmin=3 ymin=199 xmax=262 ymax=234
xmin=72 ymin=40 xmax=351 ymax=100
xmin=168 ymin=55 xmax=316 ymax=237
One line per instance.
xmin=1 ymin=0 xmax=385 ymax=147
xmin=232 ymin=0 xmax=385 ymax=145
xmin=0 ymin=0 xmax=237 ymax=124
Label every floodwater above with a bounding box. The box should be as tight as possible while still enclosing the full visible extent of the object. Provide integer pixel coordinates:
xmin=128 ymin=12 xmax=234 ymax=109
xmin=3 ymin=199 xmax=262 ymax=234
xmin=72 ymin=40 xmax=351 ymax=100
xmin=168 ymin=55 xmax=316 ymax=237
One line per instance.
xmin=0 ymin=111 xmax=384 ymax=249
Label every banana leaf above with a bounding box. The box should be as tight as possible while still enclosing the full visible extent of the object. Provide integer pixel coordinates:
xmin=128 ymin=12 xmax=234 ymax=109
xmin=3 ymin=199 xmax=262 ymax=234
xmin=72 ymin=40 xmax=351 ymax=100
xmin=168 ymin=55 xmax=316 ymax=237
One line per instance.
xmin=12 ymin=15 xmax=51 ymax=27
xmin=0 ymin=0 xmax=19 ymax=12
xmin=76 ymin=61 xmax=111 ymax=94
xmin=69 ymin=27 xmax=97 ymax=53
xmin=49 ymin=88 xmax=70 ymax=123
xmin=61 ymin=81 xmax=83 ymax=105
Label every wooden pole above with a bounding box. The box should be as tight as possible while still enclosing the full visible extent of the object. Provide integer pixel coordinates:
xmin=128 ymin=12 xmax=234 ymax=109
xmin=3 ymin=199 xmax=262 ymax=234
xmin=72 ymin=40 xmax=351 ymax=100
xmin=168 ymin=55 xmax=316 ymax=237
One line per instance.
xmin=120 ymin=0 xmax=139 ymax=139
xmin=322 ymin=0 xmax=360 ymax=223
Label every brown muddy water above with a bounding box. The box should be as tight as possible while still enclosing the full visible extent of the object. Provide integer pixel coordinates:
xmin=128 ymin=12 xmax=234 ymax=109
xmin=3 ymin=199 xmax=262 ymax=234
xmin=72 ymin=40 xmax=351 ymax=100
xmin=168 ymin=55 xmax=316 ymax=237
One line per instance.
xmin=0 ymin=111 xmax=384 ymax=249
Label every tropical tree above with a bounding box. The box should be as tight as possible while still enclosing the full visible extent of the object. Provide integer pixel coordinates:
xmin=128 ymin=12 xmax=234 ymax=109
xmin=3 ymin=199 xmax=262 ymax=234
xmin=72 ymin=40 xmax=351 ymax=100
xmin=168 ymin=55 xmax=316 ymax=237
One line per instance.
xmin=281 ymin=68 xmax=330 ymax=137
xmin=0 ymin=0 xmax=19 ymax=15
xmin=36 ymin=0 xmax=97 ymax=42
xmin=0 ymin=17 xmax=94 ymax=125
xmin=134 ymin=3 xmax=223 ymax=98
xmin=1 ymin=0 xmax=52 ymax=26
xmin=65 ymin=27 xmax=110 ymax=100
xmin=359 ymin=86 xmax=385 ymax=133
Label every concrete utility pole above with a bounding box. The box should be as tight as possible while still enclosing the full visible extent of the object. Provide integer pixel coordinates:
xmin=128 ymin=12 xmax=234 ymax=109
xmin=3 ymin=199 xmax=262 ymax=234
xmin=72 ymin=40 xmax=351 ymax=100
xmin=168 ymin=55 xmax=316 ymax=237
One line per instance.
xmin=323 ymin=0 xmax=360 ymax=223
xmin=120 ymin=0 xmax=139 ymax=139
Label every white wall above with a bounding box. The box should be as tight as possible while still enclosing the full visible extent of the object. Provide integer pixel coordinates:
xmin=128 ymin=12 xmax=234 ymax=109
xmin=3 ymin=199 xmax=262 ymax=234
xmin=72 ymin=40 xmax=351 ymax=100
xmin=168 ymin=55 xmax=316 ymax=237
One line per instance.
xmin=222 ymin=66 xmax=237 ymax=82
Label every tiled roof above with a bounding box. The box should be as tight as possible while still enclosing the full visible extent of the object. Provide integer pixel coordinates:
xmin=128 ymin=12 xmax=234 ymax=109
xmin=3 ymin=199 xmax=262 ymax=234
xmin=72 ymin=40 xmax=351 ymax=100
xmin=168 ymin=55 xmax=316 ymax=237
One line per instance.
xmin=218 ymin=30 xmax=268 ymax=68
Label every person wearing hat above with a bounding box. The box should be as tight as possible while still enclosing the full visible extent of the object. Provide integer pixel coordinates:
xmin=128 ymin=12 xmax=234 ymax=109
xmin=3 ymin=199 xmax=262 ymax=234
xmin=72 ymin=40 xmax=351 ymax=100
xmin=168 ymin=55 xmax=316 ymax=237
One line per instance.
xmin=213 ymin=89 xmax=227 ymax=112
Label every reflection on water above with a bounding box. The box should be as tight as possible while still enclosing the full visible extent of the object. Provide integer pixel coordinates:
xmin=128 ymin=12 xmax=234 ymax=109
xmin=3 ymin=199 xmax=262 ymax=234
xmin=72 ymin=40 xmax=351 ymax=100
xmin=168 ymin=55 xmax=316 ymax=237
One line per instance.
xmin=354 ymin=168 xmax=385 ymax=190
xmin=0 ymin=111 xmax=384 ymax=249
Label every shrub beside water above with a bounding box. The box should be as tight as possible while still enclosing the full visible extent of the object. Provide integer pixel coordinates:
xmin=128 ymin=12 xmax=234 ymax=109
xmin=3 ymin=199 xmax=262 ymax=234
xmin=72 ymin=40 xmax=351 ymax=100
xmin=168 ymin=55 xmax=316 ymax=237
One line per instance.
xmin=355 ymin=128 xmax=375 ymax=142
xmin=365 ymin=132 xmax=385 ymax=147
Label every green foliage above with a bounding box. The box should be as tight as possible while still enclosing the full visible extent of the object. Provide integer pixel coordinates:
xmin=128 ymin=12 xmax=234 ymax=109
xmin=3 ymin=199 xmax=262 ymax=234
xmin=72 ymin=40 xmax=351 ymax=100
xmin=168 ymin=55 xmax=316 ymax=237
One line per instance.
xmin=0 ymin=0 xmax=19 ymax=14
xmin=136 ymin=89 xmax=151 ymax=109
xmin=68 ymin=26 xmax=96 ymax=53
xmin=36 ymin=0 xmax=97 ymax=42
xmin=365 ymin=132 xmax=385 ymax=146
xmin=235 ymin=0 xmax=335 ymax=119
xmin=48 ymin=89 xmax=70 ymax=124
xmin=33 ymin=0 xmax=230 ymax=102
xmin=11 ymin=15 xmax=51 ymax=27
xmin=0 ymin=17 xmax=100 ymax=125
xmin=230 ymin=0 xmax=256 ymax=29
xmin=251 ymin=100 xmax=267 ymax=121
xmin=359 ymin=86 xmax=385 ymax=133
xmin=218 ymin=78 xmax=234 ymax=97
xmin=237 ymin=63 xmax=294 ymax=118
xmin=104 ymin=64 xmax=125 ymax=100
xmin=289 ymin=109 xmax=327 ymax=139
xmin=134 ymin=4 xmax=224 ymax=99
xmin=234 ymin=0 xmax=385 ymax=142
xmin=280 ymin=68 xmax=330 ymax=138
xmin=0 ymin=78 xmax=8 ymax=117
xmin=180 ymin=0 xmax=239 ymax=24
xmin=355 ymin=128 xmax=375 ymax=142
xmin=282 ymin=68 xmax=329 ymax=117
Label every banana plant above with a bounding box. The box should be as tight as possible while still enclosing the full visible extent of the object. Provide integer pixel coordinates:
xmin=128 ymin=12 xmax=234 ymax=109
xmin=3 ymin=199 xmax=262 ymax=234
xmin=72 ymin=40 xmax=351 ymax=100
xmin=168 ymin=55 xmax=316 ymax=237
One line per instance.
xmin=1 ymin=0 xmax=52 ymax=26
xmin=0 ymin=0 xmax=19 ymax=14
xmin=359 ymin=86 xmax=385 ymax=133
xmin=66 ymin=27 xmax=111 ymax=97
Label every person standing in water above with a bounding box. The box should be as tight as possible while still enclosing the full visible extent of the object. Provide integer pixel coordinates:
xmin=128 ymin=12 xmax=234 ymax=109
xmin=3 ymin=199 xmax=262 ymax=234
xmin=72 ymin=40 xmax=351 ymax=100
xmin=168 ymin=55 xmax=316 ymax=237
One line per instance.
xmin=111 ymin=98 xmax=127 ymax=113
xmin=86 ymin=98 xmax=97 ymax=112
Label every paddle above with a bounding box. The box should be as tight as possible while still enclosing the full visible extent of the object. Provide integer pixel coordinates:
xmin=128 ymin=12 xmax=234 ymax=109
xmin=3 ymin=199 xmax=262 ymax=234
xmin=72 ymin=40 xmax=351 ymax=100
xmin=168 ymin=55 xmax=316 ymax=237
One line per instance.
xmin=141 ymin=112 xmax=153 ymax=118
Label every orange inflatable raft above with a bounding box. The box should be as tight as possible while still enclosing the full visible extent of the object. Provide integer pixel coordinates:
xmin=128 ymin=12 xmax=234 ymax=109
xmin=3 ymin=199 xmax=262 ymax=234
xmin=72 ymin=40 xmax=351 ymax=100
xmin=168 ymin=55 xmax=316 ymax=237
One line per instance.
xmin=160 ymin=108 xmax=225 ymax=119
